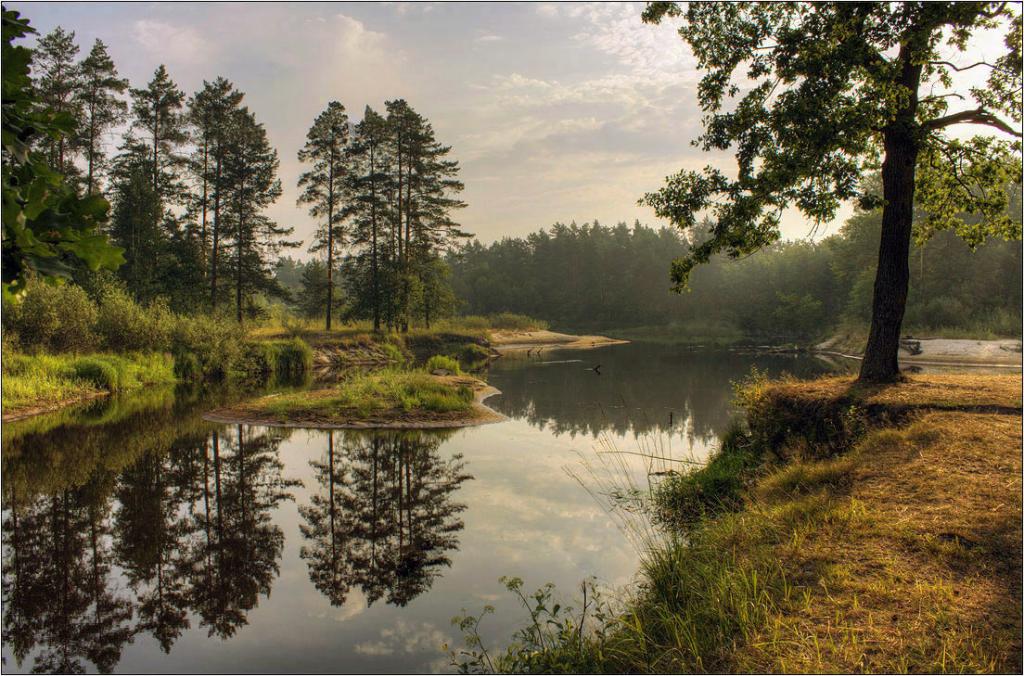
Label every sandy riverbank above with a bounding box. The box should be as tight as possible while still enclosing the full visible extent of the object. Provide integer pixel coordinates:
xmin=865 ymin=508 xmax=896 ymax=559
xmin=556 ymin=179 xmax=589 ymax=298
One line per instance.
xmin=489 ymin=329 xmax=629 ymax=353
xmin=816 ymin=336 xmax=1022 ymax=368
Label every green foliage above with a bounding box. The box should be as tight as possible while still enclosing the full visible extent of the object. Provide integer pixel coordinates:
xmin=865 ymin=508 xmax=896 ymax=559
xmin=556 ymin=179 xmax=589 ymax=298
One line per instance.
xmin=3 ymin=280 xmax=98 ymax=352
xmin=425 ymin=354 xmax=462 ymax=374
xmin=449 ymin=213 xmax=1021 ymax=341
xmin=169 ymin=312 xmax=244 ymax=380
xmin=653 ymin=422 xmax=761 ymax=531
xmin=230 ymin=337 xmax=312 ymax=384
xmin=93 ymin=282 xmax=174 ymax=352
xmin=1 ymin=350 xmax=174 ymax=410
xmin=1 ymin=8 xmax=124 ymax=301
xmin=640 ymin=2 xmax=1022 ymax=289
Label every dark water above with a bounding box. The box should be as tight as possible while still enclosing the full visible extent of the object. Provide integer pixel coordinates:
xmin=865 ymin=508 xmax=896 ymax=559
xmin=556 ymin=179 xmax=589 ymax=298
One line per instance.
xmin=1 ymin=344 xmax=839 ymax=674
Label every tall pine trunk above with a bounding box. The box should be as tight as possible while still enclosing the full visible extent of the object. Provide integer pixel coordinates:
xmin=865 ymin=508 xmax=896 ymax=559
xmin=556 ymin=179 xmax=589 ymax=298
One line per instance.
xmin=370 ymin=145 xmax=381 ymax=332
xmin=859 ymin=56 xmax=921 ymax=383
xmin=211 ymin=152 xmax=222 ymax=310
xmin=326 ymin=151 xmax=335 ymax=332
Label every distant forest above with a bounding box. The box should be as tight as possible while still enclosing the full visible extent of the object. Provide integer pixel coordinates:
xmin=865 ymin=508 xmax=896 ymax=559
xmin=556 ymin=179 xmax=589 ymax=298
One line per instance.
xmin=279 ymin=191 xmax=1022 ymax=342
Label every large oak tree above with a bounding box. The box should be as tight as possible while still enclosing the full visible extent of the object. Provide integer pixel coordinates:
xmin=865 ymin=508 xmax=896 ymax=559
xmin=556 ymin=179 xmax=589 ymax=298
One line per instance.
xmin=642 ymin=2 xmax=1022 ymax=382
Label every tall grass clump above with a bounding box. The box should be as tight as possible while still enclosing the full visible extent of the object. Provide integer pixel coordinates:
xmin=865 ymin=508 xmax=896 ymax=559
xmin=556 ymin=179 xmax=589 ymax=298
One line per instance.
xmin=425 ymin=354 xmax=462 ymax=374
xmin=231 ymin=338 xmax=313 ymax=384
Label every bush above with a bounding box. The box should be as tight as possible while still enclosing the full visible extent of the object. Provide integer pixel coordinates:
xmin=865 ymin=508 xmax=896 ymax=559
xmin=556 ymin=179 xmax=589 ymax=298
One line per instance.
xmin=230 ymin=338 xmax=313 ymax=383
xmin=94 ymin=285 xmax=175 ymax=352
xmin=275 ymin=338 xmax=313 ymax=378
xmin=171 ymin=313 xmax=245 ymax=381
xmin=425 ymin=354 xmax=462 ymax=374
xmin=7 ymin=282 xmax=98 ymax=353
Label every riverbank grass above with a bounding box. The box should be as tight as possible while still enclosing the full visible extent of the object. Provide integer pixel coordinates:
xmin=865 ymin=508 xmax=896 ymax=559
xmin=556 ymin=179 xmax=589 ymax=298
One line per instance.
xmin=458 ymin=373 xmax=1022 ymax=673
xmin=205 ymin=367 xmax=501 ymax=429
xmin=2 ymin=352 xmax=176 ymax=416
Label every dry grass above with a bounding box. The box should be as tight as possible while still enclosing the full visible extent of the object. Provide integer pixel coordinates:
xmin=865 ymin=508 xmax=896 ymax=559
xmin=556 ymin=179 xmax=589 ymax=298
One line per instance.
xmin=732 ymin=375 xmax=1023 ymax=672
xmin=762 ymin=373 xmax=1022 ymax=412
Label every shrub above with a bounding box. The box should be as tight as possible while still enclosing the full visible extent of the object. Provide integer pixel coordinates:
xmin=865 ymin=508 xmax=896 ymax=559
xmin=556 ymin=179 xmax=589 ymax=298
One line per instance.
xmin=228 ymin=338 xmax=313 ymax=384
xmin=171 ymin=313 xmax=245 ymax=381
xmin=8 ymin=282 xmax=98 ymax=353
xmin=425 ymin=354 xmax=462 ymax=374
xmin=94 ymin=285 xmax=175 ymax=352
xmin=275 ymin=338 xmax=313 ymax=378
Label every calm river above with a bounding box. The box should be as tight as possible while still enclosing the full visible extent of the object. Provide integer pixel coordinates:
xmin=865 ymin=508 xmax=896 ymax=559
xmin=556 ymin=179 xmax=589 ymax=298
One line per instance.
xmin=2 ymin=343 xmax=841 ymax=673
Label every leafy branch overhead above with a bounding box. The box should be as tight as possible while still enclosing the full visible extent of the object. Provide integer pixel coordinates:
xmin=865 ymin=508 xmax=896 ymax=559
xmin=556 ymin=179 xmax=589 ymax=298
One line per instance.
xmin=1 ymin=7 xmax=125 ymax=301
xmin=640 ymin=1 xmax=1022 ymax=292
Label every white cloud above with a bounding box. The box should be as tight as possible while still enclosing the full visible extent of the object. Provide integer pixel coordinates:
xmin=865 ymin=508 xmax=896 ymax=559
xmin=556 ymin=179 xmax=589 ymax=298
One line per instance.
xmin=354 ymin=620 xmax=450 ymax=657
xmin=535 ymin=3 xmax=560 ymax=19
xmin=132 ymin=19 xmax=210 ymax=64
xmin=474 ymin=33 xmax=504 ymax=44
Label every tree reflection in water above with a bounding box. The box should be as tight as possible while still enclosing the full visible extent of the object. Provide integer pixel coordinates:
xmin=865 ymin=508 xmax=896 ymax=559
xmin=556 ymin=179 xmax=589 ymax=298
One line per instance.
xmin=2 ymin=422 xmax=298 ymax=672
xmin=2 ymin=417 xmax=472 ymax=673
xmin=299 ymin=430 xmax=472 ymax=608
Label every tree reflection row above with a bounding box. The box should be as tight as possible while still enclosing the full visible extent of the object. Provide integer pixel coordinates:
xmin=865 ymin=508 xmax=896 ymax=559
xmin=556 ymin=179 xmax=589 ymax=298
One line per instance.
xmin=300 ymin=430 xmax=471 ymax=608
xmin=3 ymin=422 xmax=469 ymax=673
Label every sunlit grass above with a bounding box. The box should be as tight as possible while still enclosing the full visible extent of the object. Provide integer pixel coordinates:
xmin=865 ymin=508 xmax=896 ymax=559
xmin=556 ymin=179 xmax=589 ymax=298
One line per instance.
xmin=2 ymin=351 xmax=176 ymax=412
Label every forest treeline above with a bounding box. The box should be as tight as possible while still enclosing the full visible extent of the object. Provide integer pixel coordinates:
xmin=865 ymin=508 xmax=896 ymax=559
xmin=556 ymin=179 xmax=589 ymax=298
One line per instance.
xmin=441 ymin=205 xmax=1021 ymax=341
xmin=273 ymin=196 xmax=1022 ymax=343
xmin=10 ymin=21 xmax=466 ymax=331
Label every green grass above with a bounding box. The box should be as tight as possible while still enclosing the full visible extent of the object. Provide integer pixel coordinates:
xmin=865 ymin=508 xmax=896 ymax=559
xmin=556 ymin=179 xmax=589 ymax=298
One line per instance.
xmin=2 ymin=351 xmax=176 ymax=412
xmin=255 ymin=369 xmax=474 ymax=419
xmin=425 ymin=354 xmax=462 ymax=374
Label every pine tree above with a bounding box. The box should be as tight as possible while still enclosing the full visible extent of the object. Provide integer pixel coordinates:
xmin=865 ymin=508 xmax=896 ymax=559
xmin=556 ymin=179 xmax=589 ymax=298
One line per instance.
xmin=108 ymin=138 xmax=165 ymax=300
xmin=188 ymin=77 xmax=244 ymax=289
xmin=345 ymin=107 xmax=391 ymax=331
xmin=385 ymin=101 xmax=468 ymax=331
xmin=77 ymin=39 xmax=128 ymax=195
xmin=296 ymin=259 xmax=341 ymax=319
xmin=130 ymin=65 xmax=187 ymax=228
xmin=32 ymin=26 xmax=82 ymax=176
xmin=220 ymin=108 xmax=294 ymax=322
xmin=297 ymin=101 xmax=351 ymax=330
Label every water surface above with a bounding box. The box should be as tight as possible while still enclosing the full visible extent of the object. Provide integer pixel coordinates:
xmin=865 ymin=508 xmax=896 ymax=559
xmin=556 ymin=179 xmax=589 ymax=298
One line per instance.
xmin=2 ymin=344 xmax=838 ymax=673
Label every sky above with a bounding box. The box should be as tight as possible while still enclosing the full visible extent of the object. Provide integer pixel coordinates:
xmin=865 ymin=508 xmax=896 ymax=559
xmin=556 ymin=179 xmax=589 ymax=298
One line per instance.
xmin=10 ymin=2 xmax=1011 ymax=256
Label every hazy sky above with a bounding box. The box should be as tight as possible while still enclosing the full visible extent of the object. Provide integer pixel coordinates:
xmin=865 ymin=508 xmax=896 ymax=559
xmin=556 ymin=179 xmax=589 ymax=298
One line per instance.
xmin=11 ymin=2 xmax=1008 ymax=255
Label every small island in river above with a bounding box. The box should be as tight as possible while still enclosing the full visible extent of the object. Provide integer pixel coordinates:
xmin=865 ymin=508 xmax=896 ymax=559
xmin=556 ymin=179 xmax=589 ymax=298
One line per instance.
xmin=204 ymin=370 xmax=506 ymax=430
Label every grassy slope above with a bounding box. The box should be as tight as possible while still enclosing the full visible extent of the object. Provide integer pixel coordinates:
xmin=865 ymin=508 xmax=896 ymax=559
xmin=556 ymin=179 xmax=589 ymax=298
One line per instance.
xmin=477 ymin=374 xmax=1022 ymax=674
xmin=647 ymin=374 xmax=1022 ymax=673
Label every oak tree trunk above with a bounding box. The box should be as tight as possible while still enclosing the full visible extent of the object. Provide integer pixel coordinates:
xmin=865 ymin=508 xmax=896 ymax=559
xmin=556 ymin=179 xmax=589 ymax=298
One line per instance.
xmin=859 ymin=55 xmax=922 ymax=383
